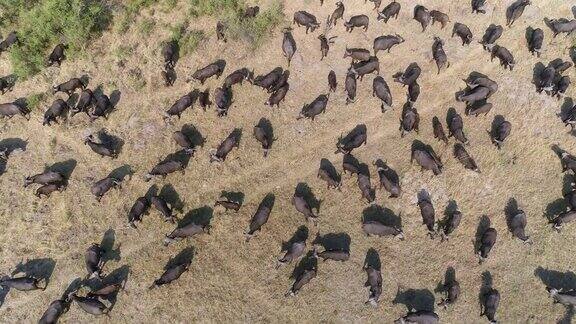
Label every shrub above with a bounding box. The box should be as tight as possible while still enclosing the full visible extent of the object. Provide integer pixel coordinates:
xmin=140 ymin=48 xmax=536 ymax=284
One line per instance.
xmin=7 ymin=0 xmax=111 ymax=78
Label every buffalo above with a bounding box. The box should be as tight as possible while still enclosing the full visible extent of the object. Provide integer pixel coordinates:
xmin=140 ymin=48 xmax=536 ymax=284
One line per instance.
xmin=190 ymin=60 xmax=226 ymax=84
xmin=84 ymin=134 xmax=117 ymax=158
xmin=43 ymin=99 xmax=68 ymax=126
xmin=373 ymin=76 xmax=393 ymax=112
xmin=145 ymin=158 xmax=185 ymax=181
xmin=506 ymin=0 xmax=531 ymax=26
xmin=210 ymin=129 xmax=240 ymax=162
xmin=53 ymin=78 xmax=86 ymax=96
xmin=480 ymin=24 xmax=503 ymax=51
xmin=329 ymin=2 xmax=345 ymax=27
xmin=373 ymin=34 xmax=404 ymax=55
xmin=128 ymin=196 xmax=150 ymax=228
xmin=377 ymin=1 xmax=400 ymax=23
xmin=328 ymin=70 xmax=337 ymax=92
xmin=432 ymin=37 xmax=449 ymax=74
xmin=478 ymin=227 xmax=497 ymax=263
xmin=413 ymin=5 xmax=431 ymax=31
xmin=411 ymin=146 xmax=442 ymax=175
xmin=335 ymin=125 xmax=367 ymax=154
xmin=430 ymin=10 xmax=449 ymax=29
xmin=490 ymin=119 xmax=512 ymax=149
xmin=454 ymin=143 xmax=479 ymax=172
xmin=343 ymin=47 xmax=371 ymax=62
xmin=164 ymin=91 xmax=195 ymax=120
xmin=47 ymin=43 xmax=67 ymax=67
xmin=245 ymin=194 xmax=274 ymax=241
xmin=452 ymin=22 xmax=473 ymax=45
xmin=162 ymin=40 xmax=178 ymax=69
xmin=350 ymin=56 xmax=380 ymax=80
xmin=393 ymin=63 xmax=421 ymax=86
xmin=481 ymin=289 xmax=500 ymax=323
xmin=91 ymin=177 xmax=121 ymax=202
xmin=149 ymin=259 xmax=191 ymax=289
xmin=399 ymin=103 xmax=420 ymax=137
xmin=293 ymin=11 xmax=320 ymax=33
xmin=418 ymin=194 xmax=436 ymax=237
xmin=164 ymin=222 xmax=209 ymax=246
xmin=432 ymin=117 xmax=449 ymax=145
xmin=298 ymin=94 xmax=329 ymax=121
xmin=448 ymin=111 xmax=468 ymax=144
xmin=491 ymin=45 xmax=515 ymax=70
xmin=528 ymin=28 xmax=544 ymax=57
xmin=85 ymin=243 xmax=104 ymax=279
xmin=364 ymin=264 xmax=383 ymax=306
xmin=0 ymin=102 xmax=29 ymax=120
xmin=224 ymin=68 xmax=254 ymax=88
xmin=395 ymin=311 xmax=439 ymax=324
xmin=344 ymin=15 xmax=369 ymax=32
xmin=545 ymin=18 xmax=576 ymax=38
xmin=282 ymin=29 xmax=297 ymax=67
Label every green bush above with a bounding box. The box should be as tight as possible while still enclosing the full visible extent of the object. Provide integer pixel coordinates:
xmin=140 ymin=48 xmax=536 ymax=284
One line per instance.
xmin=7 ymin=0 xmax=111 ymax=78
xmin=0 ymin=0 xmax=40 ymax=28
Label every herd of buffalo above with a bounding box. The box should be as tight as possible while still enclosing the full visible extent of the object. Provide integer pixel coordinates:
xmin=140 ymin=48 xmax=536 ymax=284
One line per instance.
xmin=0 ymin=0 xmax=576 ymax=323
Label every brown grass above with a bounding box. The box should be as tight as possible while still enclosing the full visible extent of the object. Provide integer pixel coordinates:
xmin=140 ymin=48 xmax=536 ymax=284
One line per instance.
xmin=0 ymin=0 xmax=575 ymax=322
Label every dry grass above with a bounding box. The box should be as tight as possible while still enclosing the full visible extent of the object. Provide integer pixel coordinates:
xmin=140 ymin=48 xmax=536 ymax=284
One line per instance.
xmin=0 ymin=0 xmax=575 ymax=323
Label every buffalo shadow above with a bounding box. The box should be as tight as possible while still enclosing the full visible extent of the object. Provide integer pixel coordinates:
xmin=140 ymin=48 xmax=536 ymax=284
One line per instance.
xmin=290 ymin=250 xmax=317 ymax=280
xmin=312 ymin=232 xmax=351 ymax=251
xmin=165 ymin=246 xmax=195 ymax=270
xmin=435 ymin=266 xmax=457 ymax=294
xmin=219 ymin=190 xmax=245 ymax=205
xmin=160 ymin=184 xmax=185 ymax=213
xmin=362 ymin=204 xmax=402 ymax=228
xmin=11 ymin=258 xmax=56 ymax=286
xmin=363 ymin=248 xmax=381 ymax=271
xmin=181 ymin=124 xmax=206 ymax=148
xmin=393 ymin=288 xmax=436 ymax=312
xmin=295 ymin=182 xmax=322 ymax=214
xmin=108 ymin=164 xmax=134 ymax=182
xmin=97 ymin=129 xmax=124 ymax=156
xmin=474 ymin=215 xmax=492 ymax=253
xmin=100 ymin=229 xmax=121 ymax=265
xmin=281 ymin=225 xmax=309 ymax=252
xmin=178 ymin=206 xmax=214 ymax=228
xmin=46 ymin=159 xmax=77 ymax=180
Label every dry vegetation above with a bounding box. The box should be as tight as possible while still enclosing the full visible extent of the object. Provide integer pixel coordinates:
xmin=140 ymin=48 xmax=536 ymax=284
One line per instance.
xmin=0 ymin=0 xmax=576 ymax=323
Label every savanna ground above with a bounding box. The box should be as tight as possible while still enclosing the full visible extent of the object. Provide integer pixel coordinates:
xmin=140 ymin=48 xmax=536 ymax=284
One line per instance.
xmin=0 ymin=0 xmax=576 ymax=322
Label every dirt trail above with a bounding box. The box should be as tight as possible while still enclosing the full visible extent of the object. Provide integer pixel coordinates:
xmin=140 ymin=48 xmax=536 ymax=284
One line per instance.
xmin=0 ymin=0 xmax=576 ymax=322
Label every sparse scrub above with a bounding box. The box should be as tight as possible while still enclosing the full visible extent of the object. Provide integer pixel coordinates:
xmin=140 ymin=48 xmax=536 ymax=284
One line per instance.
xmin=138 ymin=17 xmax=156 ymax=36
xmin=113 ymin=45 xmax=133 ymax=62
xmin=188 ymin=0 xmax=284 ymax=48
xmin=6 ymin=0 xmax=111 ymax=78
xmin=162 ymin=0 xmax=178 ymax=12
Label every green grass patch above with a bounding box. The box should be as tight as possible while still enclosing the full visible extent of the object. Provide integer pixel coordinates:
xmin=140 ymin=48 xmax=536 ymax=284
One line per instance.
xmin=188 ymin=0 xmax=284 ymax=48
xmin=179 ymin=29 xmax=205 ymax=55
xmin=26 ymin=92 xmax=46 ymax=110
xmin=6 ymin=0 xmax=111 ymax=78
xmin=138 ymin=17 xmax=156 ymax=36
xmin=113 ymin=45 xmax=133 ymax=62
